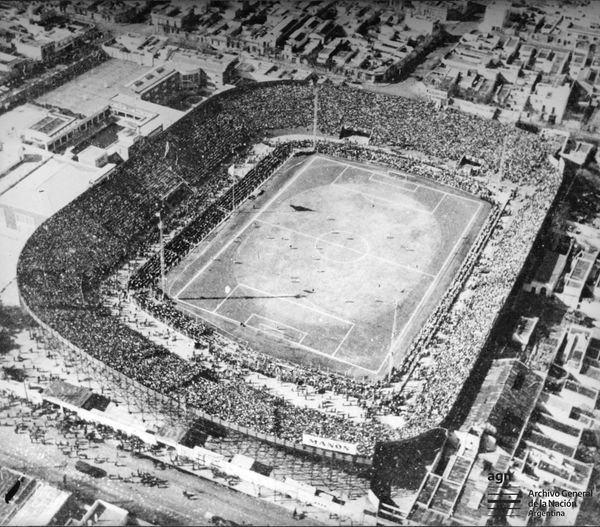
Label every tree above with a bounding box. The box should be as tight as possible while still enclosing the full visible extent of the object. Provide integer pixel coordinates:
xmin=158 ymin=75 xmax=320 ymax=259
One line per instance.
xmin=0 ymin=330 xmax=17 ymax=356
xmin=0 ymin=301 xmax=32 ymax=331
xmin=0 ymin=301 xmax=32 ymax=357
xmin=2 ymin=366 xmax=26 ymax=383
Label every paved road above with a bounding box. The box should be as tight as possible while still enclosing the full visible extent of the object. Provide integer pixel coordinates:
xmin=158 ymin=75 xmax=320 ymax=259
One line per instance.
xmin=0 ymin=419 xmax=318 ymax=526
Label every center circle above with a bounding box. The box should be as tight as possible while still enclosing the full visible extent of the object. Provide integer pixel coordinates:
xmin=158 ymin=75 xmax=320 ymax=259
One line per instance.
xmin=315 ymin=230 xmax=369 ymax=263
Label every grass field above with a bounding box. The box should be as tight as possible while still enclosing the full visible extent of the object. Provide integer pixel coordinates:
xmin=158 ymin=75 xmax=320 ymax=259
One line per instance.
xmin=166 ymin=154 xmax=490 ymax=378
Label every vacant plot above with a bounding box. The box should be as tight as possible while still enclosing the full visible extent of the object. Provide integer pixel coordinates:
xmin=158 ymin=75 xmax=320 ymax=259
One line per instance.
xmin=167 ymin=154 xmax=490 ymax=378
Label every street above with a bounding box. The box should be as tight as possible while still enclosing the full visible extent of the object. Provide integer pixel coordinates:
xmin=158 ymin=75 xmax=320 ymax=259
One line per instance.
xmin=0 ymin=401 xmax=319 ymax=526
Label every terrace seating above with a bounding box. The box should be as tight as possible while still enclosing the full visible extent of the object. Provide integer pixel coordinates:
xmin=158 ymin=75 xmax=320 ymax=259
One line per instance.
xmin=17 ymin=81 xmax=562 ymax=457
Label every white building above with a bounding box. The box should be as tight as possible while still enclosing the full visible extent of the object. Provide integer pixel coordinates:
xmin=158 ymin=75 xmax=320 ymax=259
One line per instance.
xmin=78 ymin=145 xmax=108 ymax=168
xmin=528 ymin=81 xmax=572 ymax=124
xmin=0 ymin=153 xmax=113 ymax=293
xmin=481 ymin=1 xmax=510 ymax=32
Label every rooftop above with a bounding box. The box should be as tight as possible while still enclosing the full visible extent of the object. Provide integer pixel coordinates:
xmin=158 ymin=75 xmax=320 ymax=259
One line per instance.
xmin=0 ymin=467 xmax=70 ymax=526
xmin=126 ymin=65 xmax=177 ymax=94
xmin=74 ymin=499 xmax=129 ymax=526
xmin=43 ymin=379 xmax=93 ymax=408
xmin=35 ymin=59 xmax=150 ymax=117
xmin=461 ymin=359 xmax=543 ymax=454
xmin=0 ymin=156 xmax=107 ymax=218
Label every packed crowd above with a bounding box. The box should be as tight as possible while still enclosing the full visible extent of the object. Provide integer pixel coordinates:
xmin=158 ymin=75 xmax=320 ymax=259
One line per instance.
xmin=130 ymin=142 xmax=295 ymax=290
xmin=18 ymin=81 xmax=563 ymax=456
xmin=0 ymin=47 xmax=107 ymax=116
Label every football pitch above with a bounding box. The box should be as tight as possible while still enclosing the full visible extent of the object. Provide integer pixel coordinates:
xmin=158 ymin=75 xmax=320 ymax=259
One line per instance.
xmin=166 ymin=154 xmax=490 ymax=378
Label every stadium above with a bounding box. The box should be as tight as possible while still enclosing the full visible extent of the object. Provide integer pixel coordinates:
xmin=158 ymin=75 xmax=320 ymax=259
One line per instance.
xmin=17 ymin=81 xmax=562 ymax=492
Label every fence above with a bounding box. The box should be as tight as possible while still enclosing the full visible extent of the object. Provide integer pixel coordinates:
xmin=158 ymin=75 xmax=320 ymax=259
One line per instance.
xmin=32 ymin=358 xmax=373 ymax=523
xmin=18 ymin=291 xmax=372 ymax=468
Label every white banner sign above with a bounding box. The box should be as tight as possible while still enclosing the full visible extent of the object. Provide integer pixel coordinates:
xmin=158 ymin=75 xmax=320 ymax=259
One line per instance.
xmin=302 ymin=433 xmax=358 ymax=455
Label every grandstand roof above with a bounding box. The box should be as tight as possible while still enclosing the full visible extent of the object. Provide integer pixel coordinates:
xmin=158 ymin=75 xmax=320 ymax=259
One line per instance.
xmin=0 ymin=156 xmax=107 ymax=218
xmin=156 ymin=422 xmax=189 ymax=446
xmin=44 ymin=379 xmax=93 ymax=409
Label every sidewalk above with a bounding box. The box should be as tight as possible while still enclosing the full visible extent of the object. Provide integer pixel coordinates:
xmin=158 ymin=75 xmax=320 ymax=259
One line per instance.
xmin=0 ymin=327 xmax=375 ymax=526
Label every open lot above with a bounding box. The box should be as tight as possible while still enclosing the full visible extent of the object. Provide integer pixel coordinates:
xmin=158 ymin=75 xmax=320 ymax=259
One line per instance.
xmin=167 ymin=154 xmax=490 ymax=378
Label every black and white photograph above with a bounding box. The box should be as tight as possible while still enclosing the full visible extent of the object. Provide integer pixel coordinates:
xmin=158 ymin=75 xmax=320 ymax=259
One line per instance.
xmin=0 ymin=0 xmax=600 ymax=525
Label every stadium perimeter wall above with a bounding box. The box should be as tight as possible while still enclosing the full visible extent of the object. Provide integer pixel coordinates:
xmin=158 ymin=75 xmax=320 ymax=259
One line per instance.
xmin=18 ymin=292 xmax=374 ymax=467
xmin=16 ymin=79 xmax=562 ymax=468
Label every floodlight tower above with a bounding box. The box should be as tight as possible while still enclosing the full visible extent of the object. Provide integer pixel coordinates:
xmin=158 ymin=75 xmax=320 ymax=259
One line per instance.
xmin=499 ymin=134 xmax=509 ymax=181
xmin=388 ymin=300 xmax=399 ymax=381
xmin=312 ymin=79 xmax=319 ymax=150
xmin=156 ymin=208 xmax=166 ymax=299
xmin=166 ymin=145 xmax=198 ymax=197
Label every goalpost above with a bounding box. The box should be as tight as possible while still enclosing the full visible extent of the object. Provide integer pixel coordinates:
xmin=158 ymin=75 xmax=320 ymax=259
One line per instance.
xmin=388 ymin=300 xmax=399 ymax=380
xmin=387 ymin=170 xmax=409 ymax=183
